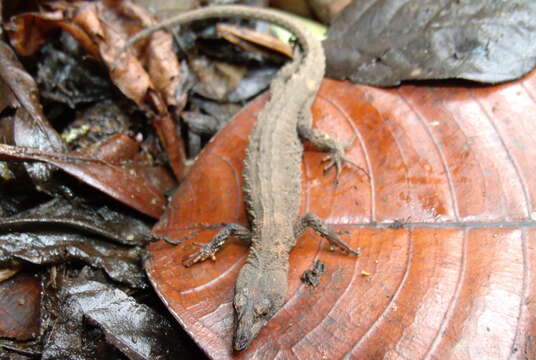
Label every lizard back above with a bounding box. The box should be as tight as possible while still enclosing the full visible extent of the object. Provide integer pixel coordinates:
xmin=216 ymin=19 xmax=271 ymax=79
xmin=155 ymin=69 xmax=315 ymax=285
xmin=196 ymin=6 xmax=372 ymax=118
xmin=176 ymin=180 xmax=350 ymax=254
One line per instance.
xmin=243 ymin=38 xmax=325 ymax=257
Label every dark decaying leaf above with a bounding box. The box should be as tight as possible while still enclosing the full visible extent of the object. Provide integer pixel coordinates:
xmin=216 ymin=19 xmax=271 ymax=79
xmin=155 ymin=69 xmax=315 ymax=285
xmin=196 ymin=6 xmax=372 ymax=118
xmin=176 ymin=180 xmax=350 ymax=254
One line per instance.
xmin=182 ymin=111 xmax=221 ymax=138
xmin=0 ymin=144 xmax=166 ymax=218
xmin=0 ymin=40 xmax=67 ymax=191
xmin=37 ymin=36 xmax=113 ymax=108
xmin=0 ymin=41 xmax=63 ymax=151
xmin=324 ymin=0 xmax=536 ymax=86
xmin=0 ymin=77 xmax=16 ymax=114
xmin=0 ymin=273 xmax=41 ymax=341
xmin=1 ymin=198 xmax=154 ymax=246
xmin=61 ymin=101 xmax=132 ymax=152
xmin=225 ymin=66 xmax=279 ymax=103
xmin=0 ymin=231 xmax=146 ymax=288
xmin=43 ymin=274 xmax=195 ymax=360
xmin=7 ymin=0 xmax=187 ymax=177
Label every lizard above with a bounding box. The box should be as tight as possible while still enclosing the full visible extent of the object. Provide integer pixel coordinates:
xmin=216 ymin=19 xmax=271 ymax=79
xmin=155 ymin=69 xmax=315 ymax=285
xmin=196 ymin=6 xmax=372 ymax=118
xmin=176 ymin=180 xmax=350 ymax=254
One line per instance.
xmin=123 ymin=5 xmax=362 ymax=351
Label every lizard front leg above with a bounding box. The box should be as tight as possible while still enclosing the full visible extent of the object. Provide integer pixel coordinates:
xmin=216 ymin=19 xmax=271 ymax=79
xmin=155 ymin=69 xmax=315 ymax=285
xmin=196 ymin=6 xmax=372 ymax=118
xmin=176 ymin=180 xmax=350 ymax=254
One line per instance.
xmin=294 ymin=213 xmax=359 ymax=255
xmin=183 ymin=223 xmax=251 ymax=267
xmin=297 ymin=109 xmax=368 ymax=181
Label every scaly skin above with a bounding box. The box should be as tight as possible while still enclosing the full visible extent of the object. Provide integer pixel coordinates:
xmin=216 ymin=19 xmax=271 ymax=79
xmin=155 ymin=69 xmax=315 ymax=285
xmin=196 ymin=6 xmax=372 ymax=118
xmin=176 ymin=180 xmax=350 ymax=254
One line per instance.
xmin=126 ymin=5 xmax=359 ymax=351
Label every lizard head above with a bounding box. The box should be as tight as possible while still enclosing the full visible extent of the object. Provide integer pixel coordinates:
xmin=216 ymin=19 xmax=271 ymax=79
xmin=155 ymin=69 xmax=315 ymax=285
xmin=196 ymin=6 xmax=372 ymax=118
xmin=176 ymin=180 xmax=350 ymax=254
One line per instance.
xmin=232 ymin=262 xmax=287 ymax=351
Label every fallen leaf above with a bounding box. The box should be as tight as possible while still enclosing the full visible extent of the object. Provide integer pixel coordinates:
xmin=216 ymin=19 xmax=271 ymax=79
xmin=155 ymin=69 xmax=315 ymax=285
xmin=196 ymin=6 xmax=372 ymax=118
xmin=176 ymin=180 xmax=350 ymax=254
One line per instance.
xmin=7 ymin=1 xmax=187 ymax=177
xmin=308 ymin=0 xmax=352 ymax=24
xmin=0 ymin=77 xmax=15 ymax=114
xmin=0 ymin=230 xmax=146 ymax=288
xmin=7 ymin=12 xmax=98 ymax=58
xmin=325 ymin=0 xmax=536 ymax=86
xmin=43 ymin=273 xmax=198 ymax=359
xmin=216 ymin=23 xmax=293 ymax=59
xmin=2 ymin=198 xmax=154 ymax=247
xmin=0 ymin=273 xmax=41 ymax=341
xmin=0 ymin=41 xmax=65 ymax=153
xmin=0 ymin=40 xmax=67 ymax=192
xmin=0 ymin=144 xmax=166 ymax=218
xmin=148 ymin=73 xmax=536 ymax=358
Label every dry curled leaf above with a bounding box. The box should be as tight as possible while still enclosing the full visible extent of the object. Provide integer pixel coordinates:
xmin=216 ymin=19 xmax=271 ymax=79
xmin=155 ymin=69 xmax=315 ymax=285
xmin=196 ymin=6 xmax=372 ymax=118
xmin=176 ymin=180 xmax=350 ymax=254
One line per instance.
xmin=6 ymin=0 xmax=187 ymax=177
xmin=148 ymin=74 xmax=536 ymax=358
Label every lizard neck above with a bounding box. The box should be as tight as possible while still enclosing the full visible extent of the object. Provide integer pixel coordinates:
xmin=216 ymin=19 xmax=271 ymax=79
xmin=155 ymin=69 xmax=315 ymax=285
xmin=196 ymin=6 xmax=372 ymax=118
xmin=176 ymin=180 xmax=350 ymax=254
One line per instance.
xmin=248 ymin=241 xmax=291 ymax=269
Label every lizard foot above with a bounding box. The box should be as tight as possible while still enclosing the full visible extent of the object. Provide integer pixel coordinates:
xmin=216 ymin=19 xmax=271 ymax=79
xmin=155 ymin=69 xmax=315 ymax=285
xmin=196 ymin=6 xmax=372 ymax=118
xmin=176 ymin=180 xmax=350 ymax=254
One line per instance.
xmin=296 ymin=213 xmax=360 ymax=256
xmin=182 ymin=223 xmax=251 ymax=267
xmin=321 ymin=145 xmax=369 ymax=183
xmin=182 ymin=241 xmax=221 ymax=267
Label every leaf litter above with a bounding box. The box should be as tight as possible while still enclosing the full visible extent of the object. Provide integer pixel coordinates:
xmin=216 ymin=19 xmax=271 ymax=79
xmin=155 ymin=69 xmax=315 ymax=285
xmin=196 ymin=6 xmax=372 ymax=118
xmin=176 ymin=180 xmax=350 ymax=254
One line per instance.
xmin=2 ymin=0 xmax=536 ymax=358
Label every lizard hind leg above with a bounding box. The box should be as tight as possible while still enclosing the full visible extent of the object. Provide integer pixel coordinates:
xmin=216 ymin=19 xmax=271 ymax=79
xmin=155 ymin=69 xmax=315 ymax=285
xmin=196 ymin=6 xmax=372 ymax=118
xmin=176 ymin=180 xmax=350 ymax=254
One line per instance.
xmin=294 ymin=213 xmax=359 ymax=255
xmin=182 ymin=223 xmax=251 ymax=267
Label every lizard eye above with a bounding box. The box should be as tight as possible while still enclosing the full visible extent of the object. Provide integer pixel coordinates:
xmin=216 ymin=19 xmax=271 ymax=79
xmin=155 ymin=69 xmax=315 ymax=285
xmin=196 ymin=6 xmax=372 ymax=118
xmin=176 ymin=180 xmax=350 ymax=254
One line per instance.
xmin=254 ymin=299 xmax=271 ymax=316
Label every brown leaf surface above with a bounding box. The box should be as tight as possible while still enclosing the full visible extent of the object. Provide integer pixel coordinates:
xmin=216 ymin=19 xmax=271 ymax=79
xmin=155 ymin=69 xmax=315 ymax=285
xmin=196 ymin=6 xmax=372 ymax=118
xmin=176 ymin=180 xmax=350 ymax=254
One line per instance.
xmin=0 ymin=144 xmax=166 ymax=218
xmin=148 ymin=72 xmax=536 ymax=359
xmin=7 ymin=12 xmax=98 ymax=58
xmin=0 ymin=273 xmax=41 ymax=341
xmin=0 ymin=40 xmax=65 ymax=153
xmin=216 ymin=23 xmax=293 ymax=59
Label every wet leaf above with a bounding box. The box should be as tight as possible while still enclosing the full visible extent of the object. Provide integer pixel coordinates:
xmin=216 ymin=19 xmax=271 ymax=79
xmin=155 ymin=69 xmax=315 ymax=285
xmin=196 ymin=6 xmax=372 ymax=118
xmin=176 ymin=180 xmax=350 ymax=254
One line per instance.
xmin=0 ymin=41 xmax=64 ymax=152
xmin=2 ymin=198 xmax=154 ymax=247
xmin=43 ymin=274 xmax=196 ymax=360
xmin=0 ymin=273 xmax=41 ymax=341
xmin=0 ymin=231 xmax=146 ymax=288
xmin=148 ymin=73 xmax=536 ymax=358
xmin=324 ymin=0 xmax=536 ymax=86
xmin=0 ymin=40 xmax=66 ymax=192
xmin=0 ymin=144 xmax=166 ymax=218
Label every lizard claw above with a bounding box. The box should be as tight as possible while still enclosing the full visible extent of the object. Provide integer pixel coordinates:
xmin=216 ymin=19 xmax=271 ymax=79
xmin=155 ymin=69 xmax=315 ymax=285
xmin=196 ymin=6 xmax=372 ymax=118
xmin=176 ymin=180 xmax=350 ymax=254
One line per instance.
xmin=321 ymin=146 xmax=369 ymax=184
xmin=182 ymin=242 xmax=221 ymax=267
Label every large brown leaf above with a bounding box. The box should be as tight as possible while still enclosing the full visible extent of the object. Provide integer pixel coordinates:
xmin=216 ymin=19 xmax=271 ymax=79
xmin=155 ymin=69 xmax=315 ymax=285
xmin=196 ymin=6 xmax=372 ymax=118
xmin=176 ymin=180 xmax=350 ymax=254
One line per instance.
xmin=148 ymin=74 xmax=536 ymax=359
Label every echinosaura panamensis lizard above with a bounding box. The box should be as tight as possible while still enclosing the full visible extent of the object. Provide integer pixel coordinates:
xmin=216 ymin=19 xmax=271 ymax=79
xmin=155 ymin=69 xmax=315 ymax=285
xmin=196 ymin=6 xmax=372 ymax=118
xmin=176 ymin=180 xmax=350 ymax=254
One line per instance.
xmin=124 ymin=5 xmax=362 ymax=351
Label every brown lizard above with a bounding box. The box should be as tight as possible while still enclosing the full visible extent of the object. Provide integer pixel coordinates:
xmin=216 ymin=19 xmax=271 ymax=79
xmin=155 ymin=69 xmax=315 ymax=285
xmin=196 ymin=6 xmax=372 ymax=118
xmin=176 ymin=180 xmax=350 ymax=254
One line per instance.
xmin=124 ymin=5 xmax=361 ymax=351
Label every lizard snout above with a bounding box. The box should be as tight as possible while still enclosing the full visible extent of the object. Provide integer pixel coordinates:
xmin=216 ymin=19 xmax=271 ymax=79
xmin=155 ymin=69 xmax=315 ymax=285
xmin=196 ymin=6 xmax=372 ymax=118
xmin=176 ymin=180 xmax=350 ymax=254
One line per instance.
xmin=233 ymin=332 xmax=253 ymax=351
xmin=233 ymin=296 xmax=269 ymax=351
xmin=233 ymin=315 xmax=262 ymax=351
